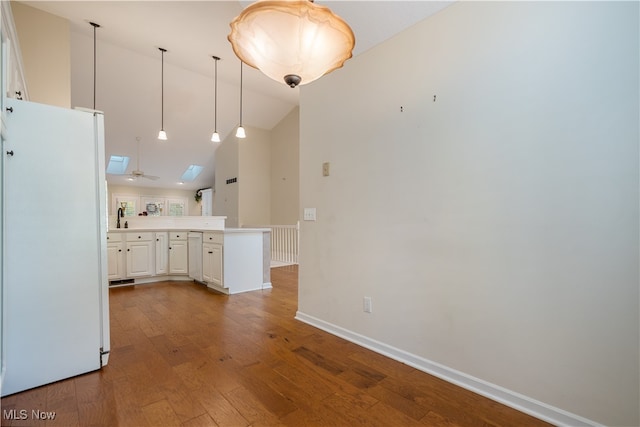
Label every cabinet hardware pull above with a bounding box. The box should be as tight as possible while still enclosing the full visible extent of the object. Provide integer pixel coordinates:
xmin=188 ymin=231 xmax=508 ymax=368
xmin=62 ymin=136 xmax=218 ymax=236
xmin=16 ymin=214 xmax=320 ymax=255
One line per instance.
xmin=118 ymin=249 xmax=122 ymax=252
xmin=127 ymin=249 xmax=130 ymax=251
xmin=138 ymin=236 xmax=141 ymax=239
xmin=208 ymin=251 xmax=213 ymax=254
xmin=6 ymin=150 xmax=14 ymax=156
xmin=5 ymin=107 xmax=12 ymax=113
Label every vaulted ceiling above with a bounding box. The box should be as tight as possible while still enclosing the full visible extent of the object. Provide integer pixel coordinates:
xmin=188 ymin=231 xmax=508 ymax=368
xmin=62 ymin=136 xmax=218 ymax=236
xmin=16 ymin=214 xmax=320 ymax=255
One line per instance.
xmin=21 ymin=1 xmax=452 ymax=190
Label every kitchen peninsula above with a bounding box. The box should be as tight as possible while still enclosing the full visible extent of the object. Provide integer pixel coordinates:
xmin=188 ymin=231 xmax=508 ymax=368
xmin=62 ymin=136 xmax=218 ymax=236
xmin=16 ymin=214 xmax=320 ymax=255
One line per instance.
xmin=107 ymin=216 xmax=271 ymax=295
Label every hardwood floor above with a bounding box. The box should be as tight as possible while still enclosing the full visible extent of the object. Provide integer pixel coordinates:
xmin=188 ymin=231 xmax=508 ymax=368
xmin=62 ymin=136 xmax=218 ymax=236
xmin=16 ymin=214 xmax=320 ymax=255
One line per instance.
xmin=2 ymin=266 xmax=550 ymax=426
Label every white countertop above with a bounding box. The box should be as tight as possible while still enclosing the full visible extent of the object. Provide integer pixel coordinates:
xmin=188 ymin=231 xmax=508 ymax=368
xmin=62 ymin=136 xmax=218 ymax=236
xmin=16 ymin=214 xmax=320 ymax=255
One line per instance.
xmin=108 ymin=227 xmax=270 ymax=233
xmin=108 ymin=215 xmax=227 ymax=231
xmin=224 ymin=227 xmax=271 ymax=233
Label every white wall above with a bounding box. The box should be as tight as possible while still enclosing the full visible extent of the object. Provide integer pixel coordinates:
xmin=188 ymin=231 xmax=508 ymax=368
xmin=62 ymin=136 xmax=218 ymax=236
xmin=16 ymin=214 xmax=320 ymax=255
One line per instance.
xmin=213 ymin=118 xmax=299 ymax=228
xmin=11 ymin=2 xmax=70 ymax=108
xmin=239 ymin=126 xmax=271 ymax=226
xmin=213 ymin=133 xmax=240 ymax=227
xmin=298 ymin=2 xmax=639 ymax=426
xmin=271 ymin=107 xmax=300 ymax=225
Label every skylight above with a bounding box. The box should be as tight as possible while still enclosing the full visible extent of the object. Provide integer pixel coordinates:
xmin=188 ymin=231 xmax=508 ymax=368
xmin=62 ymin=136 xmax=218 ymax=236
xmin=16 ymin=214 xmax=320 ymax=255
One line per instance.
xmin=180 ymin=165 xmax=204 ymax=182
xmin=106 ymin=155 xmax=129 ymax=174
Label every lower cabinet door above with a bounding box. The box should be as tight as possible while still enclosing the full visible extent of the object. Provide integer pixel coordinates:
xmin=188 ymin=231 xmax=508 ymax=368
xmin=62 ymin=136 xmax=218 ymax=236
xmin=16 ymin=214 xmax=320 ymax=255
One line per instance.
xmin=126 ymin=241 xmax=153 ymax=277
xmin=107 ymin=243 xmax=124 ymax=280
xmin=202 ymin=242 xmax=222 ymax=285
xmin=169 ymin=240 xmax=188 ymax=274
xmin=211 ymin=243 xmax=223 ymax=286
xmin=202 ymin=243 xmax=214 ymax=282
xmin=155 ymin=233 xmax=168 ymax=275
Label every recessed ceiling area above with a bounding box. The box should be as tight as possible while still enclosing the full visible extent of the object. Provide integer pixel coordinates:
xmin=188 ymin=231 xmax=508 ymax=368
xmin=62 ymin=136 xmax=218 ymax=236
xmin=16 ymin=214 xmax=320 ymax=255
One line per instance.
xmin=20 ymin=1 xmax=453 ymax=190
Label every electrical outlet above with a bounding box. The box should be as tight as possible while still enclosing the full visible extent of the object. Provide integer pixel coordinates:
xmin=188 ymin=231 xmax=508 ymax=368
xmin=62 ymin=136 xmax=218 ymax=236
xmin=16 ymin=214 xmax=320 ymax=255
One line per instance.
xmin=322 ymin=162 xmax=330 ymax=177
xmin=363 ymin=297 xmax=372 ymax=313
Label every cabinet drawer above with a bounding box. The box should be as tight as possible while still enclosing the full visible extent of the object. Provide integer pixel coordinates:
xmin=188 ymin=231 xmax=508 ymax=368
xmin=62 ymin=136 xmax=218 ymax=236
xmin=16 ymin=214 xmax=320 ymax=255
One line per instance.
xmin=126 ymin=232 xmax=153 ymax=242
xmin=107 ymin=233 xmax=123 ymax=242
xmin=170 ymin=232 xmax=187 ymax=241
xmin=203 ymin=232 xmax=223 ymax=244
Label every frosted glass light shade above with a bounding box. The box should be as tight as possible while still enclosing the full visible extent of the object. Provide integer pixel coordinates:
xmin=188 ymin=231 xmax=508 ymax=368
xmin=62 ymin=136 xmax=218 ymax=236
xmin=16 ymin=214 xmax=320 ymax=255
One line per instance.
xmin=236 ymin=126 xmax=246 ymax=138
xmin=158 ymin=129 xmax=167 ymax=140
xmin=228 ymin=0 xmax=355 ymax=88
xmin=211 ymin=131 xmax=221 ymax=142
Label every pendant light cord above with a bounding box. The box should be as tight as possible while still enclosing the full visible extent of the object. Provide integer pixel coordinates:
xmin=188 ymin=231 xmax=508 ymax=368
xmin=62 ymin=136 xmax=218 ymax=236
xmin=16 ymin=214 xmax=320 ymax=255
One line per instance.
xmin=160 ymin=48 xmax=165 ymax=130
xmin=239 ymin=61 xmax=243 ymax=126
xmin=90 ymin=22 xmax=100 ymax=110
xmin=213 ymin=56 xmax=219 ymax=131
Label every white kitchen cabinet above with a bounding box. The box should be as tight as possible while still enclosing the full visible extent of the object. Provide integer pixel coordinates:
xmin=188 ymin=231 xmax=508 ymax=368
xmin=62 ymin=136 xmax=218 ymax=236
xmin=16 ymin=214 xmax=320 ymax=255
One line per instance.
xmin=202 ymin=242 xmax=215 ymax=284
xmin=201 ymin=229 xmax=271 ymax=294
xmin=155 ymin=232 xmax=168 ymax=275
xmin=210 ymin=243 xmax=223 ymax=286
xmin=169 ymin=232 xmax=188 ymax=274
xmin=105 ymin=227 xmax=270 ymax=293
xmin=106 ymin=233 xmax=125 ymax=281
xmin=1 ymin=2 xmax=28 ymax=104
xmin=125 ymin=232 xmax=154 ymax=278
xmin=202 ymin=232 xmax=224 ymax=290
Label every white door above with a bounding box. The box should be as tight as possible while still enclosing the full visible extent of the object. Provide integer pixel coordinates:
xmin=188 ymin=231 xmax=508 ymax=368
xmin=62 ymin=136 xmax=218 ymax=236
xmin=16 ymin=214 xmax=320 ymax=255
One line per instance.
xmin=2 ymin=99 xmax=106 ymax=396
xmin=201 ymin=188 xmax=212 ymax=216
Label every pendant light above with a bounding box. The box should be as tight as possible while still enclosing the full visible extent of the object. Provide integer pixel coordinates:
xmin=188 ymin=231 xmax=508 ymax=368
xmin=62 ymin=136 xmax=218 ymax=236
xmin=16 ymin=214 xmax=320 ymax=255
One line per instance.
xmin=211 ymin=56 xmax=221 ymax=143
xmin=158 ymin=47 xmax=168 ymax=140
xmin=89 ymin=22 xmax=100 ymax=110
xmin=235 ymin=61 xmax=246 ymax=139
xmin=228 ymin=0 xmax=355 ymax=88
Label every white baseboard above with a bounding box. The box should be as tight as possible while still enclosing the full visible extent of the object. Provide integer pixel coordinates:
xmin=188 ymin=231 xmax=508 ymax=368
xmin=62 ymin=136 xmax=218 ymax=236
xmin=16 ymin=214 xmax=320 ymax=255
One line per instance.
xmin=295 ymin=311 xmax=602 ymax=427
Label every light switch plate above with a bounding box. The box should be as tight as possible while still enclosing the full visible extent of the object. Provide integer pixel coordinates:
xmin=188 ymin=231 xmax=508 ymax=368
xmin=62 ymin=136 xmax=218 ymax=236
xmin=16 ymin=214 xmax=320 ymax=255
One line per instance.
xmin=303 ymin=208 xmax=316 ymax=221
xmin=363 ymin=297 xmax=372 ymax=313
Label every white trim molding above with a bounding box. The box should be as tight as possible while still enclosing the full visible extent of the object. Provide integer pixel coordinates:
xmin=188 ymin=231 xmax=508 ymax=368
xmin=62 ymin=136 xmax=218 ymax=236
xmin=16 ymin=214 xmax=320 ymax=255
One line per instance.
xmin=295 ymin=311 xmax=603 ymax=427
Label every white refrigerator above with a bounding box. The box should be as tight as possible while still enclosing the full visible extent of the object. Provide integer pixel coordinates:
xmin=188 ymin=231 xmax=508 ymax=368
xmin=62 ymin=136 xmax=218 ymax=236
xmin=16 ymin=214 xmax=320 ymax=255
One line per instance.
xmin=1 ymin=99 xmax=110 ymax=396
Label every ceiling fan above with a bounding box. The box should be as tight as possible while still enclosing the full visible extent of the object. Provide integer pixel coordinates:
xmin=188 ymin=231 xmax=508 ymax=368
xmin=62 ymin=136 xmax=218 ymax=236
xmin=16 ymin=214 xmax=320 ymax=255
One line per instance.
xmin=126 ymin=137 xmax=159 ymax=181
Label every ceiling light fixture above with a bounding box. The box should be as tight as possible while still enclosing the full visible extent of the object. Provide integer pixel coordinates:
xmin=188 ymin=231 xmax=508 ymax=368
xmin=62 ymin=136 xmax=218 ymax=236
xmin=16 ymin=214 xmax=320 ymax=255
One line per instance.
xmin=158 ymin=47 xmax=168 ymax=140
xmin=211 ymin=56 xmax=221 ymax=143
xmin=235 ymin=61 xmax=246 ymax=139
xmin=228 ymin=0 xmax=355 ymax=88
xmin=89 ymin=21 xmax=100 ymax=110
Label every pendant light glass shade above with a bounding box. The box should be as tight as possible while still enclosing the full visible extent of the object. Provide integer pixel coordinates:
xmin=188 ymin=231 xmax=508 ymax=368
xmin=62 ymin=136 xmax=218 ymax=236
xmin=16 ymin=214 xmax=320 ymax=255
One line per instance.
xmin=211 ymin=55 xmax=221 ymax=143
xmin=158 ymin=47 xmax=167 ymax=140
xmin=228 ymin=0 xmax=355 ymax=88
xmin=236 ymin=61 xmax=246 ymax=139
